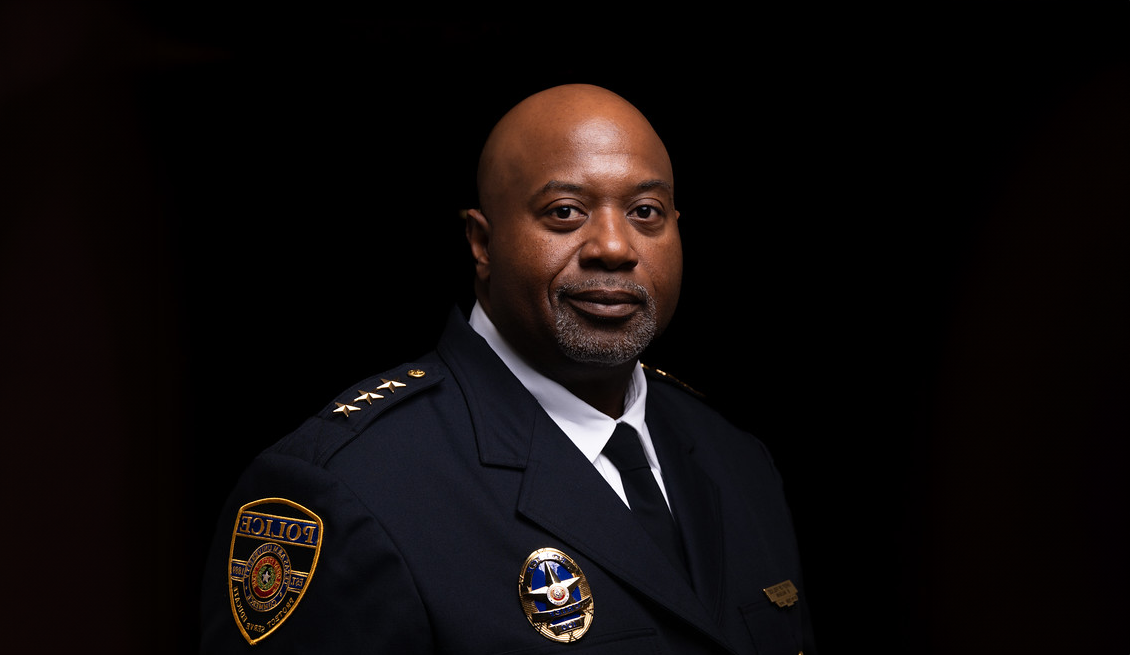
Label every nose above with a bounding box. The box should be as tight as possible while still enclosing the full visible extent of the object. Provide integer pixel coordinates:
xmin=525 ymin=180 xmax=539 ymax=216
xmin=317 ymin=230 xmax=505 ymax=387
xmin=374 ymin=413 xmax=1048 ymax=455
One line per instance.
xmin=578 ymin=209 xmax=638 ymax=271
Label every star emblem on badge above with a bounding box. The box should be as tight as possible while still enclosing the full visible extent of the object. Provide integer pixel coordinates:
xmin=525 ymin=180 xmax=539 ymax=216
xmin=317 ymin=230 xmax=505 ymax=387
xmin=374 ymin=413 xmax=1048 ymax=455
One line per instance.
xmin=526 ymin=561 xmax=582 ymax=607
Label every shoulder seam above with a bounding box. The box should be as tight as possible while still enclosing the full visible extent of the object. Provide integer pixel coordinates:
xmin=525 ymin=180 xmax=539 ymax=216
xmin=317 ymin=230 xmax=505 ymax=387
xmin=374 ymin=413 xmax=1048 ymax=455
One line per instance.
xmin=641 ymin=363 xmax=705 ymax=398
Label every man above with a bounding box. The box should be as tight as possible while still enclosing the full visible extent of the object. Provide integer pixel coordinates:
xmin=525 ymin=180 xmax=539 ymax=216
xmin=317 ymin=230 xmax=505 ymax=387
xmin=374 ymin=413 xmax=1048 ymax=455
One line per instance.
xmin=200 ymin=83 xmax=815 ymax=654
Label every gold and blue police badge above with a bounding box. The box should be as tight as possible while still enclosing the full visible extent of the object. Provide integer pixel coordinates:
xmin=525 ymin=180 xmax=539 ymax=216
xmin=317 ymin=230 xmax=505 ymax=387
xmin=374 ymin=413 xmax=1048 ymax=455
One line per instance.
xmin=519 ymin=548 xmax=594 ymax=643
xmin=227 ymin=498 xmax=323 ymax=644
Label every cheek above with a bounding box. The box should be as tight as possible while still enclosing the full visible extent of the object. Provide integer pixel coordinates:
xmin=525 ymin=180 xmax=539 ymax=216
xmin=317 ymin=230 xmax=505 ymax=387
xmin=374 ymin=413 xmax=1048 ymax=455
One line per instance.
xmin=645 ymin=240 xmax=684 ymax=313
xmin=492 ymin=233 xmax=561 ymax=299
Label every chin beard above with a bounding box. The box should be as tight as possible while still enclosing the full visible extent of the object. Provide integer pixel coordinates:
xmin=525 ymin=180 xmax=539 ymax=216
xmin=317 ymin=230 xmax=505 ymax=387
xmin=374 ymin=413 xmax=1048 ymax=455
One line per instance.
xmin=552 ymin=280 xmax=659 ymax=366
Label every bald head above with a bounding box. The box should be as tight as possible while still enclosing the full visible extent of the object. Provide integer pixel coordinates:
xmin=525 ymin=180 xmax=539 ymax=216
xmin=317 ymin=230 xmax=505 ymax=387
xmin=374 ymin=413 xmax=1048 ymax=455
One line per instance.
xmin=463 ymin=83 xmax=683 ymax=414
xmin=476 ymin=84 xmax=673 ymax=217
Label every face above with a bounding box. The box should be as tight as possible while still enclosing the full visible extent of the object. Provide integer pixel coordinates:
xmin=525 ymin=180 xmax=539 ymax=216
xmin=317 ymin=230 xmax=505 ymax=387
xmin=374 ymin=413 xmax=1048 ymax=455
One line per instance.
xmin=472 ymin=111 xmax=683 ymax=377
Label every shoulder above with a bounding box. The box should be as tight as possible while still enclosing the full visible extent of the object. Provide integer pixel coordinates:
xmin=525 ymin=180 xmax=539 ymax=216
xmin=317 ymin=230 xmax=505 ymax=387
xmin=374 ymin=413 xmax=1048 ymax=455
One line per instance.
xmin=643 ymin=363 xmax=778 ymax=464
xmin=641 ymin=363 xmax=705 ymax=399
xmin=643 ymin=363 xmax=730 ymax=428
xmin=267 ymin=359 xmax=455 ymax=467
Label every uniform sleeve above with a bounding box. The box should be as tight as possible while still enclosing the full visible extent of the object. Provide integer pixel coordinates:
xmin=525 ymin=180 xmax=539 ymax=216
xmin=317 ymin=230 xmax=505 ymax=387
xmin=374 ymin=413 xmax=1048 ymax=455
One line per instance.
xmin=199 ymin=452 xmax=433 ymax=653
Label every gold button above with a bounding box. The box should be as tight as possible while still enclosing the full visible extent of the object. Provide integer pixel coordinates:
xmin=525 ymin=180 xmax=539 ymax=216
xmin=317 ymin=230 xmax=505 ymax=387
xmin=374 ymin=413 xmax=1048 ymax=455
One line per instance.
xmin=407 ymin=369 xmax=425 ymax=378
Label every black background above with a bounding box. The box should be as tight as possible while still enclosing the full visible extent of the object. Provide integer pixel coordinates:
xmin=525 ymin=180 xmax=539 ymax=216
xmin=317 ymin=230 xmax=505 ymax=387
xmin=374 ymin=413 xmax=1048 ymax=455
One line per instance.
xmin=2 ymin=4 xmax=1127 ymax=653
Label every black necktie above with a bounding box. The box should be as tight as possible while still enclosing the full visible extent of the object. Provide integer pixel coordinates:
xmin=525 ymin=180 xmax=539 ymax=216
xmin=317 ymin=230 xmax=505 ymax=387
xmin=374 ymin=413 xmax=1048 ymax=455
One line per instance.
xmin=602 ymin=422 xmax=689 ymax=575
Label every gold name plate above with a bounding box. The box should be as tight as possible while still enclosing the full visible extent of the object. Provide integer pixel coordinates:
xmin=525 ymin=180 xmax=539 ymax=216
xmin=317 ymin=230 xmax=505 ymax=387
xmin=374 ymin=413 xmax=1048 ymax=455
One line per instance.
xmin=763 ymin=580 xmax=799 ymax=608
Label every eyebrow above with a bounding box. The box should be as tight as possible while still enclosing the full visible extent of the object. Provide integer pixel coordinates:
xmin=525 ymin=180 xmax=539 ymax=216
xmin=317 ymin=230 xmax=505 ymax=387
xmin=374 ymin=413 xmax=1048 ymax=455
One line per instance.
xmin=538 ymin=179 xmax=673 ymax=195
xmin=635 ymin=179 xmax=673 ymax=193
xmin=540 ymin=180 xmax=584 ymax=194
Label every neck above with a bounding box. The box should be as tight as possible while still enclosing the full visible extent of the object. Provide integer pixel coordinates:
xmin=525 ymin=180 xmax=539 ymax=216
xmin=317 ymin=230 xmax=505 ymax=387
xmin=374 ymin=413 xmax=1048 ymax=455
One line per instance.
xmin=550 ymin=360 xmax=637 ymax=419
xmin=467 ymin=301 xmax=637 ymax=419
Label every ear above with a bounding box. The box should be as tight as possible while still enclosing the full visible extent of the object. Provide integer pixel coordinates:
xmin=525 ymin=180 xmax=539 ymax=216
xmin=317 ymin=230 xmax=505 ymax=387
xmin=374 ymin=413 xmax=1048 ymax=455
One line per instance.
xmin=465 ymin=208 xmax=491 ymax=282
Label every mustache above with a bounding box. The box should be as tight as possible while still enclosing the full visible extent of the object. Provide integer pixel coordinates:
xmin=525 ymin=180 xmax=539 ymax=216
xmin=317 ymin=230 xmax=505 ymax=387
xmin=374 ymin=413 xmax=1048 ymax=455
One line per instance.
xmin=555 ymin=278 xmax=652 ymax=303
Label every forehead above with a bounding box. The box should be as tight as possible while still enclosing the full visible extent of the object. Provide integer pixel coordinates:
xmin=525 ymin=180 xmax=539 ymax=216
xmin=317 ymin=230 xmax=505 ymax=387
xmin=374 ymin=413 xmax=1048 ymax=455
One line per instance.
xmin=511 ymin=116 xmax=673 ymax=197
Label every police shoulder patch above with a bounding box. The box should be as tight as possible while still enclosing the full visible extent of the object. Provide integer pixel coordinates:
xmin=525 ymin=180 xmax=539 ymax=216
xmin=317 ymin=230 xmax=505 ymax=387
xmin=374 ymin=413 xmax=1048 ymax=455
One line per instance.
xmin=227 ymin=498 xmax=323 ymax=644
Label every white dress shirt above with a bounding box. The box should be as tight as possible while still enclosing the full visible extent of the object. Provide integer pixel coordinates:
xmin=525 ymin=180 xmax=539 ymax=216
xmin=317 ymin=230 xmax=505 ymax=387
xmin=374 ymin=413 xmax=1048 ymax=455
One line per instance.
xmin=469 ymin=302 xmax=672 ymax=510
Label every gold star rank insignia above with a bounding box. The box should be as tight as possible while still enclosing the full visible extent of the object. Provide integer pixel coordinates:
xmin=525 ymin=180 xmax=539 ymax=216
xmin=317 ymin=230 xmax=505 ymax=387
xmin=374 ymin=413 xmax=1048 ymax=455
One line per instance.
xmin=354 ymin=390 xmax=384 ymax=404
xmin=376 ymin=378 xmax=407 ymax=393
xmin=333 ymin=402 xmax=361 ymax=417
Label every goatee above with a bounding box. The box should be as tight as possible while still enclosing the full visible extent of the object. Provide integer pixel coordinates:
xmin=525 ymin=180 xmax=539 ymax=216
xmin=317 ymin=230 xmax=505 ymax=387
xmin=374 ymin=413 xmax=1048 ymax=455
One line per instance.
xmin=553 ymin=279 xmax=658 ymax=366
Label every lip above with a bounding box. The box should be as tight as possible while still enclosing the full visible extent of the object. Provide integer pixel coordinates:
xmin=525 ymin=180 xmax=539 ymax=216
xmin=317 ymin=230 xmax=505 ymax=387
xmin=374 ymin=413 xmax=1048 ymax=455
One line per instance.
xmin=562 ymin=288 xmax=643 ymax=320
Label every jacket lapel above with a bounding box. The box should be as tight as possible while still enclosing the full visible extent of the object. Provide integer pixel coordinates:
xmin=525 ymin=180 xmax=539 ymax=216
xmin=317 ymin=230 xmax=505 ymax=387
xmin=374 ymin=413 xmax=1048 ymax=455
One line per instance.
xmin=646 ymin=398 xmax=727 ymax=620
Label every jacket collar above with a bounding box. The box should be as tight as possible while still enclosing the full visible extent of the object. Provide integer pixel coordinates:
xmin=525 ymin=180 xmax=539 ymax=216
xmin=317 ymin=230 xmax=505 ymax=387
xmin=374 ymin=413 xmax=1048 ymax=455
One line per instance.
xmin=435 ymin=306 xmax=542 ymax=469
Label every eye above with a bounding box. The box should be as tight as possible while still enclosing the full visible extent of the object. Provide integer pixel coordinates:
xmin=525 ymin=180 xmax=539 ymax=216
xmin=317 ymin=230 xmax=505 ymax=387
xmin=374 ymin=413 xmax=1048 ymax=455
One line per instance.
xmin=544 ymin=204 xmax=587 ymax=226
xmin=630 ymin=204 xmax=664 ymax=221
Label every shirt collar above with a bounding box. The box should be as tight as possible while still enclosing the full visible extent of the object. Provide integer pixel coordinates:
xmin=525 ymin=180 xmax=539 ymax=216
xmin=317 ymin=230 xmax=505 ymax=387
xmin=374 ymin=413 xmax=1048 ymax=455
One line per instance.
xmin=468 ymin=302 xmax=649 ymax=464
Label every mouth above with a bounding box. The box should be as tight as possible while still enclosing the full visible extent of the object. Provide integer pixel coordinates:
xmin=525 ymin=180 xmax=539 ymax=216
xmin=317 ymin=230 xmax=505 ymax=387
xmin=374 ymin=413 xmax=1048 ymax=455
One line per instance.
xmin=559 ymin=284 xmax=647 ymax=321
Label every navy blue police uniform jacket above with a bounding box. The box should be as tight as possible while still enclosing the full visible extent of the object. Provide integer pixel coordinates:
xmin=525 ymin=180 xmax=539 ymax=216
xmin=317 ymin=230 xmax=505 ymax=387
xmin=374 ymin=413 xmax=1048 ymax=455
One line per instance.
xmin=200 ymin=308 xmax=816 ymax=654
